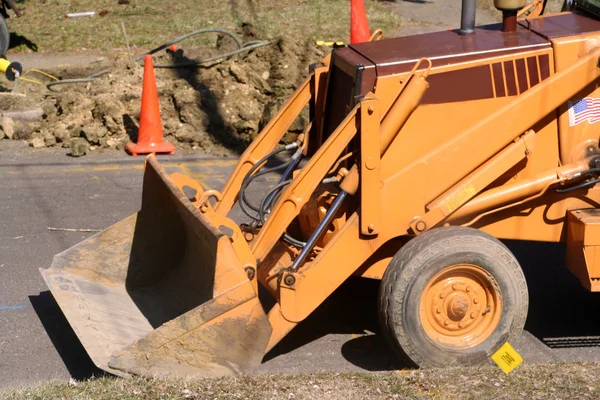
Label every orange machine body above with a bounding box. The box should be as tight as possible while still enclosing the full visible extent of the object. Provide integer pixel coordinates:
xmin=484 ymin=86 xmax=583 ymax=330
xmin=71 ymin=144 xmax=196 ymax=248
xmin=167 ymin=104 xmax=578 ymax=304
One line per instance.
xmin=213 ymin=11 xmax=600 ymax=345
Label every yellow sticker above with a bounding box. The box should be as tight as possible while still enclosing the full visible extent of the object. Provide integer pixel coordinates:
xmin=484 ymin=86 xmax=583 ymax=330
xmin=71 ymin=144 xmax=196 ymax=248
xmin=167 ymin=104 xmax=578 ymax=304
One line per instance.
xmin=492 ymin=342 xmax=523 ymax=374
xmin=443 ymin=184 xmax=477 ymax=214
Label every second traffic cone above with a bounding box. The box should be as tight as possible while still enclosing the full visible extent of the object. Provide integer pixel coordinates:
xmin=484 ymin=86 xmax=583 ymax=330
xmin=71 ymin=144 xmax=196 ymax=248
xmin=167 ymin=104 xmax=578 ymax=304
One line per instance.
xmin=350 ymin=0 xmax=371 ymax=44
xmin=126 ymin=55 xmax=175 ymax=156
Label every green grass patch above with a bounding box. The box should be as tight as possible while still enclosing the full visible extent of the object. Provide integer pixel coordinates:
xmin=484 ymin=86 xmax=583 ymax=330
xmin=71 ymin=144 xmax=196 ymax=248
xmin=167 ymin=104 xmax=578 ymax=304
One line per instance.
xmin=7 ymin=0 xmax=400 ymax=53
xmin=4 ymin=363 xmax=600 ymax=399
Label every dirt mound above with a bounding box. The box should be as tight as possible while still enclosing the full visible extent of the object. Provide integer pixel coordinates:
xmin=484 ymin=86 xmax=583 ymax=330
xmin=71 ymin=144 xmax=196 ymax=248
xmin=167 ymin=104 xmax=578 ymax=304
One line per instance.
xmin=3 ymin=36 xmax=328 ymax=156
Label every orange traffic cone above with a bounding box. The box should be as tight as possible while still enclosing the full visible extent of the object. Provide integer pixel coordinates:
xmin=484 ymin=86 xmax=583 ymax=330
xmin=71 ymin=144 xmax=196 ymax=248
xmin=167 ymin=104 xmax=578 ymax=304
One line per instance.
xmin=126 ymin=55 xmax=175 ymax=156
xmin=350 ymin=0 xmax=371 ymax=44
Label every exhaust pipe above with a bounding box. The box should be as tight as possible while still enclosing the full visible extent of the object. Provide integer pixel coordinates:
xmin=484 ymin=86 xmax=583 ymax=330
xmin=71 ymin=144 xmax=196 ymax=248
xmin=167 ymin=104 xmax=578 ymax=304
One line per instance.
xmin=494 ymin=0 xmax=526 ymax=32
xmin=459 ymin=0 xmax=476 ymax=35
xmin=460 ymin=0 xmax=528 ymax=35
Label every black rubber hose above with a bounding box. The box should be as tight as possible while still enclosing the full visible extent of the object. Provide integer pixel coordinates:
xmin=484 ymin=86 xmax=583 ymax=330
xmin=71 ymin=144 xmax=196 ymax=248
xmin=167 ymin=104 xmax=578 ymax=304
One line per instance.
xmin=282 ymin=232 xmax=307 ymax=248
xmin=154 ymin=42 xmax=271 ymax=69
xmin=46 ymin=29 xmax=271 ymax=90
xmin=259 ymin=180 xmax=292 ymax=224
xmin=257 ymin=180 xmax=306 ymax=248
xmin=132 ymin=28 xmax=244 ymax=62
xmin=557 ymin=178 xmax=600 ymax=193
xmin=241 ymin=158 xmax=294 ymax=213
xmin=46 ymin=68 xmax=110 ymax=90
xmin=556 ymin=167 xmax=600 ymax=193
xmin=238 ymin=146 xmax=291 ymax=219
xmin=238 ymin=145 xmax=296 ymax=220
xmin=569 ymin=168 xmax=600 ymax=179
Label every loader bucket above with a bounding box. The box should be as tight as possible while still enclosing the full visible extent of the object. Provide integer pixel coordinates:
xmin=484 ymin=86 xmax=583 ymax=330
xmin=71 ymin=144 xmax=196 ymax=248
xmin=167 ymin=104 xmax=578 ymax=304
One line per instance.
xmin=40 ymin=155 xmax=272 ymax=378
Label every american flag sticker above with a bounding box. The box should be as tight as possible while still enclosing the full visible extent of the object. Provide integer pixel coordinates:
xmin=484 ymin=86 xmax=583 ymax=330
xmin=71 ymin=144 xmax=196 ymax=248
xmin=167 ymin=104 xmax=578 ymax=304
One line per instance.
xmin=568 ymin=98 xmax=600 ymax=127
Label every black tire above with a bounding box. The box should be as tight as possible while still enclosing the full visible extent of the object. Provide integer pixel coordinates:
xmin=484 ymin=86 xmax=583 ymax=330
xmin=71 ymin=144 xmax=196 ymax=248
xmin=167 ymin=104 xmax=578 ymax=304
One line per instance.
xmin=379 ymin=226 xmax=528 ymax=368
xmin=0 ymin=15 xmax=9 ymax=57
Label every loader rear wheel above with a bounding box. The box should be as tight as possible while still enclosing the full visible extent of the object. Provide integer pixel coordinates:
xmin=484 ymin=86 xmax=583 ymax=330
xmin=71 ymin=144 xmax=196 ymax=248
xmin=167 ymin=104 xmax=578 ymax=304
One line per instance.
xmin=379 ymin=227 xmax=528 ymax=368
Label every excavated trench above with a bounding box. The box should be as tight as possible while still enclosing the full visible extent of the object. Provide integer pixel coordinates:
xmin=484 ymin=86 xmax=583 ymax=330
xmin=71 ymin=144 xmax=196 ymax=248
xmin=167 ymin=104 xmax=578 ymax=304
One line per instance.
xmin=0 ymin=36 xmax=327 ymax=156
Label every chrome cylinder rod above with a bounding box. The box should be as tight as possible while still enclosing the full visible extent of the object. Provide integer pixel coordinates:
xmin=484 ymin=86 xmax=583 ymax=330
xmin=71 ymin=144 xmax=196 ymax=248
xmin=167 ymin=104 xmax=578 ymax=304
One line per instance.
xmin=290 ymin=190 xmax=348 ymax=271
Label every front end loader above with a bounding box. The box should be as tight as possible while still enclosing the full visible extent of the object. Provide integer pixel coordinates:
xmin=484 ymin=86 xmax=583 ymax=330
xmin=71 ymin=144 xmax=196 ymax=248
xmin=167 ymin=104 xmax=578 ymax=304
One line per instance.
xmin=41 ymin=0 xmax=600 ymax=375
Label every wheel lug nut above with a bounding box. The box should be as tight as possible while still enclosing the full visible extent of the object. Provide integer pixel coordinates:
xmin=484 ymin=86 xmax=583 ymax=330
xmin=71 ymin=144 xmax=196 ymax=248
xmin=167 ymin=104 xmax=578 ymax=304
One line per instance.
xmin=473 ymin=298 xmax=479 ymax=304
xmin=439 ymin=293 xmax=445 ymax=299
xmin=470 ymin=312 xmax=476 ymax=319
xmin=452 ymin=284 xmax=457 ymax=291
xmin=444 ymin=320 xmax=449 ymax=326
xmin=458 ymin=322 xmax=463 ymax=328
xmin=466 ymin=286 xmax=471 ymax=292
xmin=436 ymin=308 xmax=441 ymax=314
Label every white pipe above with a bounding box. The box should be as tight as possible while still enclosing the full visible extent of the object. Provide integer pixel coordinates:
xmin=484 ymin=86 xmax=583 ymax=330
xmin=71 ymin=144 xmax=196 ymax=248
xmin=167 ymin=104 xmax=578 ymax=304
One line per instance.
xmin=66 ymin=12 xmax=95 ymax=18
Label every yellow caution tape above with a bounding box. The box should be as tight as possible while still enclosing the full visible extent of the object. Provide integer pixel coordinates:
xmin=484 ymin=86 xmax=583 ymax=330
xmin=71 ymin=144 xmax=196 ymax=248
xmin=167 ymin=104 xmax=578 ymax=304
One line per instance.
xmin=0 ymin=58 xmax=11 ymax=73
xmin=492 ymin=342 xmax=523 ymax=374
xmin=315 ymin=40 xmax=345 ymax=47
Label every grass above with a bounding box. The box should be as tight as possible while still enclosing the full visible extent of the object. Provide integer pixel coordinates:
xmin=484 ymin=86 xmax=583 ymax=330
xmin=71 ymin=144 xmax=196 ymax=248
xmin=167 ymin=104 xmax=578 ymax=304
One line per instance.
xmin=3 ymin=363 xmax=600 ymax=400
xmin=7 ymin=0 xmax=401 ymax=53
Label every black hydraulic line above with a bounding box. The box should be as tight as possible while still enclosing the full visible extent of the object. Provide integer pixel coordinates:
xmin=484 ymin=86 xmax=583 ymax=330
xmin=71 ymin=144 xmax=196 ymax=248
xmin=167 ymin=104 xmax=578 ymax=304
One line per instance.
xmin=242 ymin=144 xmax=298 ymax=184
xmin=257 ymin=181 xmax=307 ymax=248
xmin=240 ymin=157 xmax=294 ymax=214
xmin=238 ymin=144 xmax=298 ymax=220
xmin=555 ymin=167 xmax=600 ymax=193
xmin=259 ymin=149 xmax=303 ymax=214
xmin=253 ymin=180 xmax=306 ymax=248
xmin=239 ymin=149 xmax=283 ymax=220
xmin=282 ymin=232 xmax=307 ymax=248
xmin=557 ymin=178 xmax=600 ymax=193
xmin=569 ymin=167 xmax=600 ymax=179
xmin=259 ymin=180 xmax=293 ymax=224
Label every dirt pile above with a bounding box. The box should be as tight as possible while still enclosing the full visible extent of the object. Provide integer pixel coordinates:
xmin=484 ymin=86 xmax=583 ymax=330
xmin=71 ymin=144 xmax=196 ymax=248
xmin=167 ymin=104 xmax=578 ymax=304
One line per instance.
xmin=1 ymin=37 xmax=328 ymax=156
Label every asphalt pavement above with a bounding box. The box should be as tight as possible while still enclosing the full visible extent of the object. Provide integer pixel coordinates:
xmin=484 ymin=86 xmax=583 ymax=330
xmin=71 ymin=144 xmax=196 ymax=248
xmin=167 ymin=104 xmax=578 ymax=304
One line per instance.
xmin=2 ymin=140 xmax=600 ymax=388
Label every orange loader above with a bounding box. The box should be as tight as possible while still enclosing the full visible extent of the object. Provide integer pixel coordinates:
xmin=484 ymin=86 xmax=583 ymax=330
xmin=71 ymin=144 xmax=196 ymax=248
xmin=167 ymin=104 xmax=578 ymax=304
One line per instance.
xmin=41 ymin=0 xmax=600 ymax=376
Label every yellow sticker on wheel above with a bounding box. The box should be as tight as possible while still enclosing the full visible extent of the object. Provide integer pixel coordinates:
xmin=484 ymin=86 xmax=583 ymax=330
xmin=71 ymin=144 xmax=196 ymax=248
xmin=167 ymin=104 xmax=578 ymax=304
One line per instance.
xmin=492 ymin=342 xmax=523 ymax=374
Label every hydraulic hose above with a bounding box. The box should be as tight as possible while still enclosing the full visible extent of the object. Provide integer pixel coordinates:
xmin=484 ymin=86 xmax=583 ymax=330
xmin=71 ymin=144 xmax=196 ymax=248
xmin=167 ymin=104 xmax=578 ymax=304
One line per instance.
xmin=555 ymin=167 xmax=600 ymax=193
xmin=259 ymin=180 xmax=293 ymax=224
xmin=154 ymin=41 xmax=271 ymax=68
xmin=240 ymin=157 xmax=294 ymax=216
xmin=132 ymin=29 xmax=244 ymax=62
xmin=259 ymin=148 xmax=303 ymax=215
xmin=46 ymin=68 xmax=110 ymax=90
xmin=238 ymin=143 xmax=298 ymax=221
xmin=556 ymin=178 xmax=600 ymax=193
xmin=257 ymin=180 xmax=307 ymax=248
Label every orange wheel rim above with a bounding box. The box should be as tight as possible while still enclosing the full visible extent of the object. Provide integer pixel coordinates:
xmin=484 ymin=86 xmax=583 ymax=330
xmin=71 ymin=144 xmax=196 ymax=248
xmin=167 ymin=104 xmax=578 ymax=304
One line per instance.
xmin=420 ymin=265 xmax=502 ymax=349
